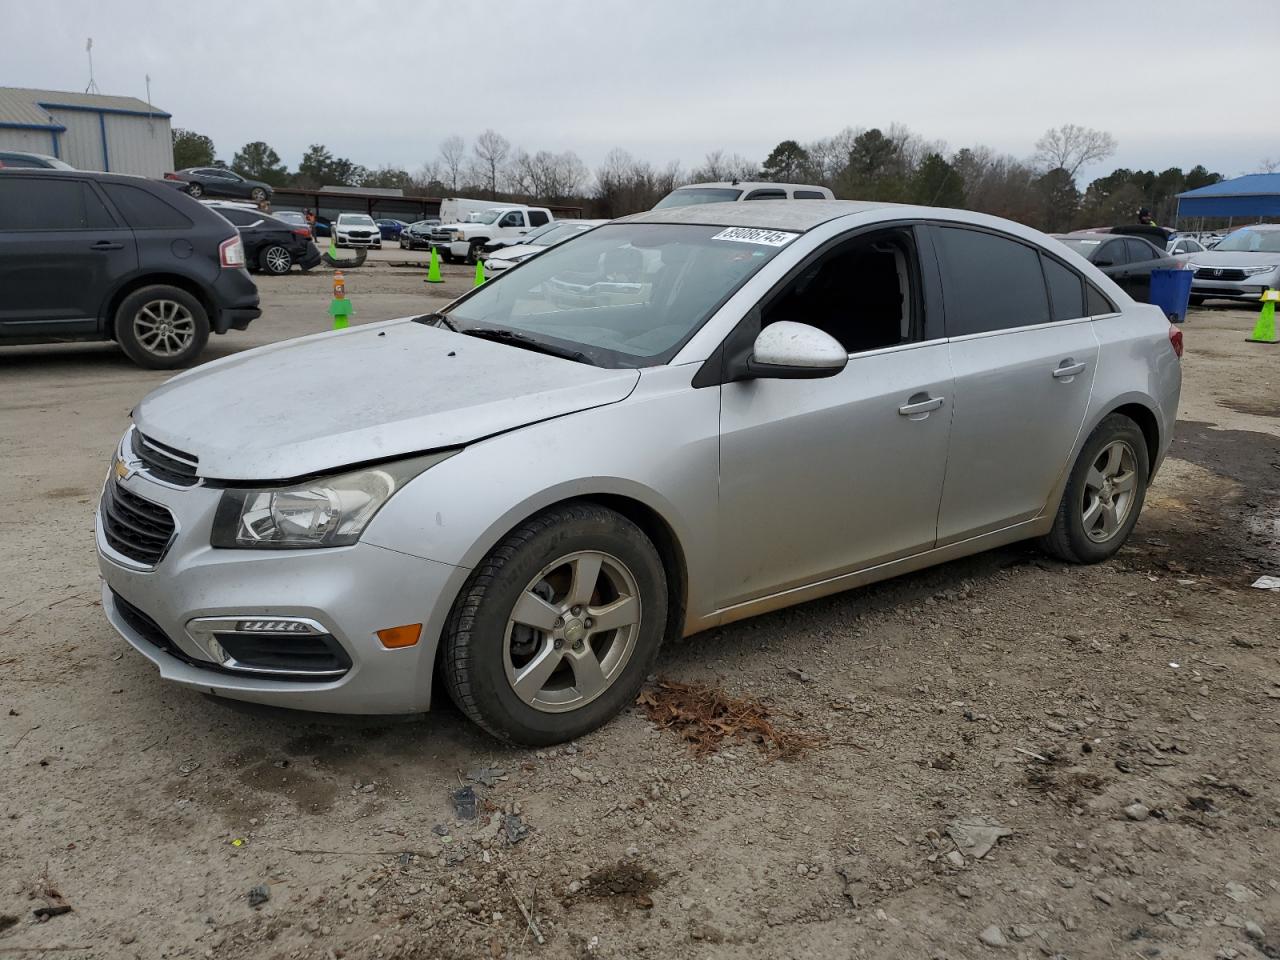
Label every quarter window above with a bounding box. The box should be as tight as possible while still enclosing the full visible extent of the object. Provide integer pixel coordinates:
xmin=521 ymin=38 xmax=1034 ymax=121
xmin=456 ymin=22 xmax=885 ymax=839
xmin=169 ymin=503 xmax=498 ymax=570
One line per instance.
xmin=1041 ymin=255 xmax=1086 ymax=322
xmin=0 ymin=178 xmax=115 ymax=230
xmin=744 ymin=189 xmax=787 ymax=200
xmin=1086 ymin=282 xmax=1116 ymax=316
xmin=793 ymin=190 xmax=827 ymax=199
xmin=101 ymin=183 xmax=194 ymax=229
xmin=932 ymin=226 xmax=1050 ymax=336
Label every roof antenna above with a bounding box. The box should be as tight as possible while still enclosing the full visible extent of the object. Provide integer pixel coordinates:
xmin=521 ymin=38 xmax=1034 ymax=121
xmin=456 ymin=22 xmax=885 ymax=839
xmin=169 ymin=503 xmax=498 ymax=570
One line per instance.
xmin=85 ymin=37 xmax=101 ymax=94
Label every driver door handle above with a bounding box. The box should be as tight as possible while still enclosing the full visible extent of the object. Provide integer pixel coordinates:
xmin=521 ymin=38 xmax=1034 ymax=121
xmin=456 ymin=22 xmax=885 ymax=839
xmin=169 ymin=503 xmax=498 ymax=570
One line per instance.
xmin=898 ymin=394 xmax=944 ymax=418
xmin=90 ymin=240 xmax=124 ymax=251
xmin=1053 ymin=360 xmax=1087 ymax=378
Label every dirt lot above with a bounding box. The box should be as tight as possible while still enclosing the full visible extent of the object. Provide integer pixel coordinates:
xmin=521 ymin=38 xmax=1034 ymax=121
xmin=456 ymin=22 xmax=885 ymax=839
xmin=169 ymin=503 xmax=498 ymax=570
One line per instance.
xmin=1 ymin=265 xmax=1277 ymax=960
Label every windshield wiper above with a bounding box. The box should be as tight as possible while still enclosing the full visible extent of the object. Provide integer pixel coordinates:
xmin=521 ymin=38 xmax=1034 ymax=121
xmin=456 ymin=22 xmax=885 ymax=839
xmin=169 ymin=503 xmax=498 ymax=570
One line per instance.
xmin=411 ymin=311 xmax=458 ymax=332
xmin=458 ymin=327 xmax=593 ymax=364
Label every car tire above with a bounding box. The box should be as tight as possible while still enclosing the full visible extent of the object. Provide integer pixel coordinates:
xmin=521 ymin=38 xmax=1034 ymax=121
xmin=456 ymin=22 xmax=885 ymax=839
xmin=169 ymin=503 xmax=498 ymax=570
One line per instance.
xmin=442 ymin=252 xmax=458 ymax=264
xmin=1189 ymin=295 xmax=1205 ymax=307
xmin=187 ymin=183 xmax=204 ymax=198
xmin=260 ymin=245 xmax=293 ymax=275
xmin=1039 ymin=414 xmax=1150 ymax=565
xmin=250 ymin=188 xmax=267 ymax=202
xmin=113 ymin=284 xmax=210 ymax=370
xmin=466 ymin=241 xmax=486 ymax=265
xmin=442 ymin=502 xmax=668 ymax=746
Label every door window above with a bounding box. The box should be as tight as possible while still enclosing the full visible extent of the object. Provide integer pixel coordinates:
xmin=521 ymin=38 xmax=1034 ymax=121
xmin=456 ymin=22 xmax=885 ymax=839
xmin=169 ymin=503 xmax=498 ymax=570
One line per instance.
xmin=1097 ymin=240 xmax=1127 ymax=267
xmin=931 ymin=226 xmax=1050 ymax=335
xmin=528 ymin=210 xmax=550 ymax=227
xmin=0 ymin=178 xmax=115 ymax=231
xmin=761 ymin=227 xmax=922 ymax=353
xmin=1041 ymin=254 xmax=1086 ymax=322
xmin=100 ymin=183 xmax=193 ymax=229
xmin=500 ymin=211 xmax=525 ymax=227
xmin=793 ymin=190 xmax=827 ymax=199
xmin=1125 ymin=238 xmax=1156 ymax=263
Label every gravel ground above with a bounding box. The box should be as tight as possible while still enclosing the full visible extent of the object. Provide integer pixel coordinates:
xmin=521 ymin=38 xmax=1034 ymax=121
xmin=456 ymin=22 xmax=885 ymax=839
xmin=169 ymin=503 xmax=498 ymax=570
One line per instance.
xmin=1 ymin=269 xmax=1277 ymax=960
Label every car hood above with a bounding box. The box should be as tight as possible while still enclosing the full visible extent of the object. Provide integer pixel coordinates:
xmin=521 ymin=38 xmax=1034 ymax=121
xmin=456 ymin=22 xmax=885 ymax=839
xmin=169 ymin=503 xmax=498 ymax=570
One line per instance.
xmin=134 ymin=320 xmax=641 ymax=481
xmin=1188 ymin=250 xmax=1280 ymax=267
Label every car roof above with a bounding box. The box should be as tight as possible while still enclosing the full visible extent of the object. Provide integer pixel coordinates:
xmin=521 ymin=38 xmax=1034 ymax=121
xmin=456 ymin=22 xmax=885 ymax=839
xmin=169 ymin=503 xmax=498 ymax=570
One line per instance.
xmin=0 ymin=168 xmax=171 ymax=186
xmin=1060 ymin=232 xmax=1120 ymax=242
xmin=675 ymin=181 xmax=828 ymax=192
xmin=621 ymin=199 xmax=896 ymax=232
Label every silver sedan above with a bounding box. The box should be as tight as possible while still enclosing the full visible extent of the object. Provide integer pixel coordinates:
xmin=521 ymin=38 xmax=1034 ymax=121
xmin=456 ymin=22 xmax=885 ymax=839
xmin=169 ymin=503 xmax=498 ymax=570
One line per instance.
xmin=97 ymin=201 xmax=1183 ymax=744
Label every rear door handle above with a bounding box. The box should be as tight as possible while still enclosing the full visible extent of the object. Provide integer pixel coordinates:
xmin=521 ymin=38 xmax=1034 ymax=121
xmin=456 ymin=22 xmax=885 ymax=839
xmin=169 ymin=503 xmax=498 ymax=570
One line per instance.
xmin=90 ymin=240 xmax=124 ymax=251
xmin=1053 ymin=360 xmax=1087 ymax=378
xmin=898 ymin=394 xmax=944 ymax=418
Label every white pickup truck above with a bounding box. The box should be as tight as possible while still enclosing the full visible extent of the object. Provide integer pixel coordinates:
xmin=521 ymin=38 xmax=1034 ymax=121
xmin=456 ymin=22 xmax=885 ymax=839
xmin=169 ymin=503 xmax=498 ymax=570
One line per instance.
xmin=429 ymin=205 xmax=554 ymax=263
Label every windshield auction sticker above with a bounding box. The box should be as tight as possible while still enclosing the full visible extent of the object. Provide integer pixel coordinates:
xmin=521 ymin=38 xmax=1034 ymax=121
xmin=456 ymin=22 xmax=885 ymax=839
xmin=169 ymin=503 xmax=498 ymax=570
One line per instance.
xmin=710 ymin=227 xmax=799 ymax=247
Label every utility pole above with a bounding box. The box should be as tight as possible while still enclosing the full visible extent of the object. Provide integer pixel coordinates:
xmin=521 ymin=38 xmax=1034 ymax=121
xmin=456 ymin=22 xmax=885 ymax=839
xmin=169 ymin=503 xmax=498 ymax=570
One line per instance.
xmin=85 ymin=38 xmax=100 ymax=94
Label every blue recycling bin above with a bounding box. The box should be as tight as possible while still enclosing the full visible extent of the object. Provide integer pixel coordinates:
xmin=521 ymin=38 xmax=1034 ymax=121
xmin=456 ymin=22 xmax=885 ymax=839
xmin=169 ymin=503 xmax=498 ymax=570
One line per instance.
xmin=1149 ymin=269 xmax=1193 ymax=323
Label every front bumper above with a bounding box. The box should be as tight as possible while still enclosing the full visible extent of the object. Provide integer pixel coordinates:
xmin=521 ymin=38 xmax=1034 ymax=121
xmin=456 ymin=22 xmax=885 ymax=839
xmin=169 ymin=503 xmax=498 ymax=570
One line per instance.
xmin=96 ymin=464 xmax=463 ymax=714
xmin=1190 ymin=279 xmax=1270 ymax=301
xmin=336 ymin=234 xmax=380 ymax=248
xmin=432 ymin=240 xmax=470 ymax=258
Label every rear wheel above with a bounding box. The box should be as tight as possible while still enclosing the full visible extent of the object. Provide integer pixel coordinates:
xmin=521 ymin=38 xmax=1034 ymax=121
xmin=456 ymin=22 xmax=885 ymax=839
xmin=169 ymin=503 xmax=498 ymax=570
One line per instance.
xmin=260 ymin=245 xmax=292 ymax=275
xmin=1040 ymin=414 xmax=1149 ymax=564
xmin=113 ymin=285 xmax=210 ymax=370
xmin=187 ymin=183 xmax=204 ymax=198
xmin=443 ymin=502 xmax=667 ymax=745
xmin=250 ymin=187 xmax=267 ymax=202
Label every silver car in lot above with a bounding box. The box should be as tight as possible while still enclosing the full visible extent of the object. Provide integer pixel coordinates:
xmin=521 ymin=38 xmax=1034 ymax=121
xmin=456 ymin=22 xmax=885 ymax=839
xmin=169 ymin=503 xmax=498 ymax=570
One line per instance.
xmin=97 ymin=201 xmax=1183 ymax=744
xmin=1186 ymin=224 xmax=1280 ymax=304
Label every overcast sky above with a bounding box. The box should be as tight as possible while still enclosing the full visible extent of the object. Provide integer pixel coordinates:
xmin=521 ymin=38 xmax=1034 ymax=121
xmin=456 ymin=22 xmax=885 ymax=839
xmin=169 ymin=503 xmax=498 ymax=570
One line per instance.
xmin=5 ymin=0 xmax=1278 ymax=183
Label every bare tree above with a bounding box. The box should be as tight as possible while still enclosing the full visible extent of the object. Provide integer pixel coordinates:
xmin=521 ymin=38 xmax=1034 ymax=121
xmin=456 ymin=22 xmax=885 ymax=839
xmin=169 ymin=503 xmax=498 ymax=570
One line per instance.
xmin=1260 ymin=157 xmax=1280 ymax=174
xmin=437 ymin=136 xmax=466 ymax=193
xmin=508 ymin=149 xmax=589 ymax=201
xmin=690 ymin=149 xmax=757 ymax=182
xmin=803 ymin=126 xmax=863 ymax=184
xmin=472 ymin=129 xmax=511 ymax=198
xmin=1033 ymin=124 xmax=1117 ymax=180
xmin=593 ymin=149 xmax=683 ymax=216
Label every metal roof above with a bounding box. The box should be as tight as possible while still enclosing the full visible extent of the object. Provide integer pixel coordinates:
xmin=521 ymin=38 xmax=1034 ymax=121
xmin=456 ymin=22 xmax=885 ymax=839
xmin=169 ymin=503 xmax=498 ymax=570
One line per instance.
xmin=1176 ymin=174 xmax=1280 ymax=220
xmin=0 ymin=86 xmax=171 ymax=128
xmin=622 ymin=199 xmax=896 ymax=232
xmin=1177 ymin=173 xmax=1280 ymax=199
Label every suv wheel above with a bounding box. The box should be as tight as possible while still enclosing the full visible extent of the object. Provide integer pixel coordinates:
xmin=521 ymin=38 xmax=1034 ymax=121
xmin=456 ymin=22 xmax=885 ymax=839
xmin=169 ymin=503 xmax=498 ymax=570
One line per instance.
xmin=1040 ymin=414 xmax=1150 ymax=564
xmin=443 ymin=502 xmax=668 ymax=745
xmin=187 ymin=183 xmax=204 ymax=198
xmin=260 ymin=245 xmax=293 ymax=275
xmin=114 ymin=285 xmax=210 ymax=370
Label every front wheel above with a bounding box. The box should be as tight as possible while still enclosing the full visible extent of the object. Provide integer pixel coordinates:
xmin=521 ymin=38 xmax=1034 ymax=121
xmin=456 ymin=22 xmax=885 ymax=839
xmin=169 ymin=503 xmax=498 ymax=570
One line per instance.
xmin=1040 ymin=414 xmax=1149 ymax=564
xmin=466 ymin=241 xmax=485 ymax=265
xmin=443 ymin=502 xmax=668 ymax=745
xmin=250 ymin=187 xmax=267 ymax=202
xmin=113 ymin=285 xmax=210 ymax=369
xmin=187 ymin=183 xmax=204 ymax=198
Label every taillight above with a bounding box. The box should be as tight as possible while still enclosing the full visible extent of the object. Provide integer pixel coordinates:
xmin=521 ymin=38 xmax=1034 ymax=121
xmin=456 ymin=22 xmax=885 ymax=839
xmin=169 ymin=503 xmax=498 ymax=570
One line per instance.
xmin=1168 ymin=323 xmax=1184 ymax=359
xmin=294 ymin=227 xmax=311 ymax=238
xmin=164 ymin=172 xmax=180 ymax=180
xmin=219 ymin=235 xmax=245 ymax=269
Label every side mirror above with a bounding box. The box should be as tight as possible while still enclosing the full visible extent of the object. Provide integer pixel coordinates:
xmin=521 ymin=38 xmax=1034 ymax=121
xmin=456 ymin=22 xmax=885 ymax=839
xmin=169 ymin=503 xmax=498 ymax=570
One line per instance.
xmin=746 ymin=322 xmax=847 ymax=379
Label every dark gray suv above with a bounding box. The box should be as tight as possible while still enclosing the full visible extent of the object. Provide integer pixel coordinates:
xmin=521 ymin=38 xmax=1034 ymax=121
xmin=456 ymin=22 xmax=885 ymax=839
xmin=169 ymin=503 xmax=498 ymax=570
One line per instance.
xmin=0 ymin=170 xmax=260 ymax=369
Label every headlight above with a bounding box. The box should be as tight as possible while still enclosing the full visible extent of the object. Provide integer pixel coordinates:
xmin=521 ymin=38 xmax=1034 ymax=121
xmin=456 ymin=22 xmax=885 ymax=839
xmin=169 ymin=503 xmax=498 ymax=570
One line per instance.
xmin=211 ymin=452 xmax=454 ymax=549
xmin=1243 ymin=265 xmax=1277 ymax=276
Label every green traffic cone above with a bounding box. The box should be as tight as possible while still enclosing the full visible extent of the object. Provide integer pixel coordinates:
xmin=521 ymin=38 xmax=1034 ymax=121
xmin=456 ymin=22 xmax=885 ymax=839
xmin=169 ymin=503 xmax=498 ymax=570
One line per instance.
xmin=1247 ymin=295 xmax=1278 ymax=344
xmin=424 ymin=247 xmax=443 ymax=284
xmin=473 ymin=257 xmax=486 ymax=287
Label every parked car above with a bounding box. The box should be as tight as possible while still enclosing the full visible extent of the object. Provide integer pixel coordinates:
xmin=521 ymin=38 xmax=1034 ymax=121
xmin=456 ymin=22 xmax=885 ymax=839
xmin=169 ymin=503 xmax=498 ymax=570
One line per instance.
xmin=96 ymin=200 xmax=1180 ymax=744
xmin=376 ymin=218 xmax=409 ymax=241
xmin=1166 ymin=235 xmax=1207 ymax=258
xmin=333 ymin=213 xmax=382 ymax=249
xmin=205 ymin=201 xmax=321 ymax=275
xmin=1181 ymin=224 xmax=1280 ymax=304
xmin=654 ymin=181 xmax=834 ymax=208
xmin=0 ymin=169 xmax=259 ymax=369
xmin=1053 ymin=232 xmax=1181 ymax=303
xmin=170 ymin=167 xmax=274 ymax=202
xmin=484 ymin=219 xmax=607 ymax=273
xmin=430 ymin=205 xmax=554 ymax=263
xmin=399 ymin=219 xmax=441 ymax=250
xmin=0 ymin=150 xmax=75 ymax=169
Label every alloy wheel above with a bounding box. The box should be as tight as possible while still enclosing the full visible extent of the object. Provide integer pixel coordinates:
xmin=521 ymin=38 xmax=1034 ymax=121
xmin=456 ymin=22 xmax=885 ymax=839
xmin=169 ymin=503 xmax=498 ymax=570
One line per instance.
xmin=1082 ymin=439 xmax=1137 ymax=542
xmin=132 ymin=299 xmax=196 ymax=357
xmin=264 ymin=246 xmax=291 ymax=274
xmin=503 ymin=550 xmax=642 ymax=713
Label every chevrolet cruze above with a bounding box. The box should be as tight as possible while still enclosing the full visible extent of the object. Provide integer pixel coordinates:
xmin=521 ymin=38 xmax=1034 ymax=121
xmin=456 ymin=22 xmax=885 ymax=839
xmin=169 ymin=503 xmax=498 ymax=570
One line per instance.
xmin=97 ymin=201 xmax=1182 ymax=744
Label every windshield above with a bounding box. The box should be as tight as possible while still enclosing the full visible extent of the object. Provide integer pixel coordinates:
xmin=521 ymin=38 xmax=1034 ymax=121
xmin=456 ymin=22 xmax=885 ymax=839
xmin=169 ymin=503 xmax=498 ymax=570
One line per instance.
xmin=1056 ymin=237 xmax=1104 ymax=256
xmin=465 ymin=209 xmax=502 ymax=224
xmin=446 ymin=223 xmax=793 ymax=368
xmin=1213 ymin=229 xmax=1280 ymax=254
xmin=338 ymin=214 xmax=375 ymax=226
xmin=653 ymin=187 xmax=743 ymax=209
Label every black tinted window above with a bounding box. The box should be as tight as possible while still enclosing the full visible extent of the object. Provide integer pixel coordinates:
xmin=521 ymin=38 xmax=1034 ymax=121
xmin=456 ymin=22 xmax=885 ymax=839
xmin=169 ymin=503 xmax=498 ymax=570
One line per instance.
xmin=1041 ymin=255 xmax=1086 ymax=322
xmin=744 ymin=189 xmax=787 ymax=200
xmin=528 ymin=211 xmax=549 ymax=226
xmin=100 ymin=183 xmax=194 ymax=229
xmin=793 ymin=190 xmax=827 ymax=199
xmin=0 ymin=177 xmax=115 ymax=230
xmin=216 ymin=207 xmax=256 ymax=226
xmin=933 ymin=226 xmax=1050 ymax=335
xmin=1086 ymin=282 xmax=1116 ymax=316
xmin=1097 ymin=240 xmax=1126 ymax=266
xmin=0 ymin=156 xmax=43 ymax=168
xmin=1125 ymin=238 xmax=1157 ymax=263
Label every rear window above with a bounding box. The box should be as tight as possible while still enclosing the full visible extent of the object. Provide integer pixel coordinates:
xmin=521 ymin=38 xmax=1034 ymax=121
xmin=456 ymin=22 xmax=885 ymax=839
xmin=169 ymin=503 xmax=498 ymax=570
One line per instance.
xmin=100 ymin=183 xmax=193 ymax=230
xmin=793 ymin=190 xmax=828 ymax=199
xmin=0 ymin=177 xmax=115 ymax=230
xmin=653 ymin=187 xmax=743 ymax=208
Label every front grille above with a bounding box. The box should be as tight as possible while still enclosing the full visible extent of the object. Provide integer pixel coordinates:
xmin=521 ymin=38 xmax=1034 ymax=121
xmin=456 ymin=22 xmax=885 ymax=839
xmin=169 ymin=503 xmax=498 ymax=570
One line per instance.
xmin=347 ymin=230 xmax=371 ymax=238
xmin=1194 ymin=267 xmax=1246 ymax=281
xmin=213 ymin=631 xmax=352 ymax=675
xmin=100 ymin=481 xmax=176 ymax=566
xmin=133 ymin=431 xmax=199 ymax=486
xmin=429 ymin=231 xmax=452 ymax=242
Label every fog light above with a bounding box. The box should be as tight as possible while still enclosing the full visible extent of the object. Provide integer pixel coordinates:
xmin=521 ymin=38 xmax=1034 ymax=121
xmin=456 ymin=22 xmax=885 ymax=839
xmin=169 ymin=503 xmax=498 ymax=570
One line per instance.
xmin=377 ymin=624 xmax=422 ymax=649
xmin=237 ymin=619 xmax=316 ymax=634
